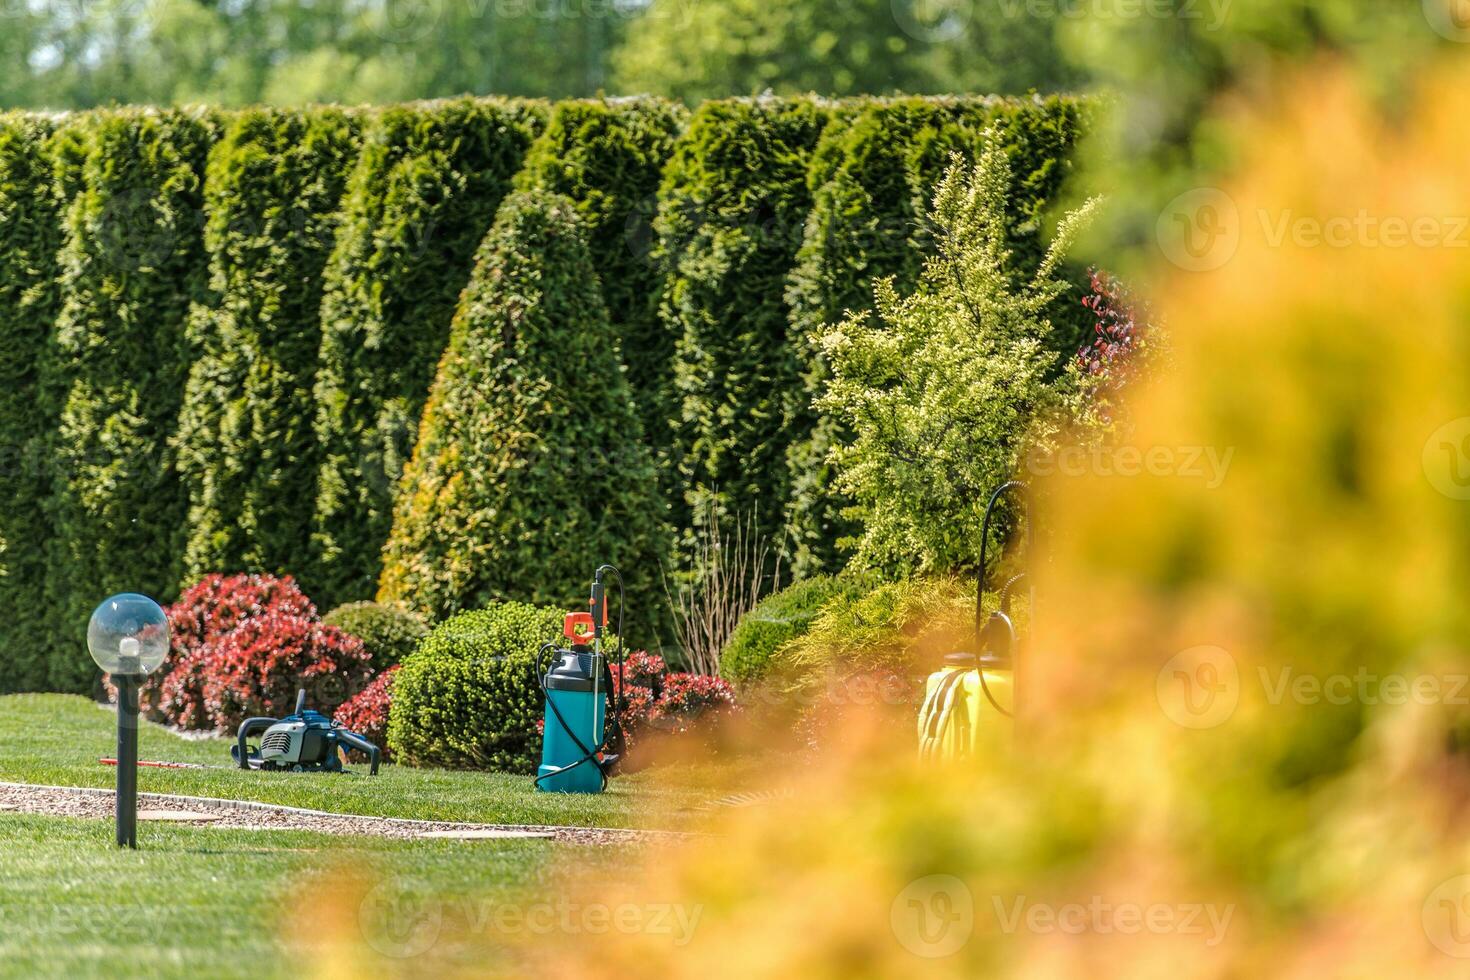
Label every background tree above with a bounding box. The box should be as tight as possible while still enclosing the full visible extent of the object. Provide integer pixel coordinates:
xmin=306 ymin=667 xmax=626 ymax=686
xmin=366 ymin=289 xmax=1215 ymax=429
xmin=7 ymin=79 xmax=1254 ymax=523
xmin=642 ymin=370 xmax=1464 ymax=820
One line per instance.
xmin=820 ymin=141 xmax=1097 ymax=574
xmin=613 ymin=0 xmax=1082 ymax=103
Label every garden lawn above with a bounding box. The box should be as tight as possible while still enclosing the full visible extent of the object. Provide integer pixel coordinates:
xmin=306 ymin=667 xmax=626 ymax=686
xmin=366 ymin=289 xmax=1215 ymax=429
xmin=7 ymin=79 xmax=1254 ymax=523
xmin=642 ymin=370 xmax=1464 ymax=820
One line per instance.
xmin=0 ymin=694 xmax=728 ymax=828
xmin=0 ymin=811 xmax=638 ymax=980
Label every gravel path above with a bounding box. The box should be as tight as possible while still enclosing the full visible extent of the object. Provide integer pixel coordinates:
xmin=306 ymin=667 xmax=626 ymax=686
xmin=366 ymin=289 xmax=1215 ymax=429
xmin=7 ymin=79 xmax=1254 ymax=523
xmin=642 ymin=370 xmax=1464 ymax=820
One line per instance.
xmin=0 ymin=781 xmax=691 ymax=846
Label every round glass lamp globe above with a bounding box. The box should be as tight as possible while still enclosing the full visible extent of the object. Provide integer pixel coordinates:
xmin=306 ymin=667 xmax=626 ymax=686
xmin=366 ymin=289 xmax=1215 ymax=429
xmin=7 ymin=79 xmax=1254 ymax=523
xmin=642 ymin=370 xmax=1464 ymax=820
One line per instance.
xmin=87 ymin=593 xmax=170 ymax=676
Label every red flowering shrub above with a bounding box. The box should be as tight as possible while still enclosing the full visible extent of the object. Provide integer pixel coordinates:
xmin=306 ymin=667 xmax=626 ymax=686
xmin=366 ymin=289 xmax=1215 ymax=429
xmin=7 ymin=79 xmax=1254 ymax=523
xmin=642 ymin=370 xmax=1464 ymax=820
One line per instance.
xmin=128 ymin=574 xmax=317 ymax=726
xmin=335 ymin=665 xmax=400 ymax=762
xmin=619 ymin=650 xmax=668 ymax=691
xmin=201 ymin=612 xmax=373 ymax=732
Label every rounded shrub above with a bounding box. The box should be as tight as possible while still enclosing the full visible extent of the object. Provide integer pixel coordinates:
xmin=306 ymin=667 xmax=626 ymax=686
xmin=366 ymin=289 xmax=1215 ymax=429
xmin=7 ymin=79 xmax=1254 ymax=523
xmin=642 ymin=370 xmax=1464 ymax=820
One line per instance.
xmin=721 ymin=575 xmax=865 ymax=686
xmin=311 ymin=98 xmax=545 ymax=608
xmin=387 ymin=602 xmax=566 ymax=772
xmin=0 ymin=114 xmax=64 ymax=693
xmin=322 ymin=601 xmax=428 ymax=672
xmin=176 ymin=106 xmax=360 ymax=589
xmin=45 ymin=107 xmax=216 ymax=693
xmin=376 ymin=190 xmax=669 ymax=629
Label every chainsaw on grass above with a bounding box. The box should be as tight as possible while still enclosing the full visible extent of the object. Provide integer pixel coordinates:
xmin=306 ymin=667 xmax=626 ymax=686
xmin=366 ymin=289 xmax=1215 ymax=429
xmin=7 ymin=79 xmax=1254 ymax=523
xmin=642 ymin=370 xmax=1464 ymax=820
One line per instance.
xmin=231 ymin=689 xmax=381 ymax=775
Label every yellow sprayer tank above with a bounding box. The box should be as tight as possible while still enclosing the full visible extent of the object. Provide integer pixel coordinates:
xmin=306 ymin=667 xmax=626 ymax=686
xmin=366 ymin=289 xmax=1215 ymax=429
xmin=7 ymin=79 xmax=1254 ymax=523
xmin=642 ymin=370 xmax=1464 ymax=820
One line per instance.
xmin=916 ymin=651 xmax=1013 ymax=760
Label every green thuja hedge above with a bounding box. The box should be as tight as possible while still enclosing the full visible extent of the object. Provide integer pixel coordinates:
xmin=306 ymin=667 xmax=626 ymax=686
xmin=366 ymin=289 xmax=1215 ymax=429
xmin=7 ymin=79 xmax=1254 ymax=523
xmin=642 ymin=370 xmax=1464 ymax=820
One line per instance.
xmin=311 ymin=98 xmax=544 ymax=609
xmin=783 ymin=95 xmax=1090 ymax=575
xmin=515 ymin=97 xmax=687 ymax=478
xmin=378 ymin=191 xmax=669 ymax=632
xmin=656 ymin=98 xmax=832 ymax=554
xmin=0 ymin=116 xmax=64 ymax=692
xmin=45 ymin=109 xmax=216 ymax=693
xmin=176 ymin=107 xmax=360 ymax=590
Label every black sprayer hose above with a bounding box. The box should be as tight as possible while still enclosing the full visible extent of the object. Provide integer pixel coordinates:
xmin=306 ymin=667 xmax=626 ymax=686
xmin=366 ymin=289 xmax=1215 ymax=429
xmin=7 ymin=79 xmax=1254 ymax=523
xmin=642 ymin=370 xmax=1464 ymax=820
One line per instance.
xmin=596 ymin=563 xmax=627 ymax=747
xmin=977 ymin=480 xmax=1026 ymax=643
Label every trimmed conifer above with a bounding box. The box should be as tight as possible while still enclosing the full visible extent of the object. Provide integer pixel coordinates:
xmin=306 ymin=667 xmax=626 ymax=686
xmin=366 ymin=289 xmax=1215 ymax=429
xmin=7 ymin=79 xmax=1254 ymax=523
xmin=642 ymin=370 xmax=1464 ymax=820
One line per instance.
xmin=176 ymin=107 xmax=360 ymax=591
xmin=311 ymin=98 xmax=544 ymax=609
xmin=377 ymin=191 xmax=669 ymax=639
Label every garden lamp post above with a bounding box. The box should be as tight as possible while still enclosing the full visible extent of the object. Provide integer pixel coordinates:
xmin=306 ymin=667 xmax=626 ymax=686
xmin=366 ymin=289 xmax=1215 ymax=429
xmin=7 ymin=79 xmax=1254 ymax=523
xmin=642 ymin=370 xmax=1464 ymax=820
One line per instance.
xmin=87 ymin=594 xmax=169 ymax=849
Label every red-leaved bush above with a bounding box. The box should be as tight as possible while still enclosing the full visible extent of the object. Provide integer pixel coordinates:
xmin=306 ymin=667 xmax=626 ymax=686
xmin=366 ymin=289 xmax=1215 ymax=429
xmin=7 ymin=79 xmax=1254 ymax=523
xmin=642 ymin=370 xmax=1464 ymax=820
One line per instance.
xmin=202 ymin=612 xmax=373 ymax=733
xmin=130 ymin=574 xmax=317 ymax=726
xmin=607 ymin=651 xmax=738 ymax=754
xmin=334 ymin=665 xmax=399 ymax=762
xmin=1075 ymin=268 xmax=1158 ymax=422
xmin=651 ymin=672 xmax=739 ymax=735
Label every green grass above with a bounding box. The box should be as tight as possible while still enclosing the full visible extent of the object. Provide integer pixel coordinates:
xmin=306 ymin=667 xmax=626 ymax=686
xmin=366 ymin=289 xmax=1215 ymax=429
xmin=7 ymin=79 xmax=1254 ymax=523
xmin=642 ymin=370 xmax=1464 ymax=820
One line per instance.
xmin=0 ymin=811 xmax=639 ymax=979
xmin=0 ymin=694 xmax=730 ymax=828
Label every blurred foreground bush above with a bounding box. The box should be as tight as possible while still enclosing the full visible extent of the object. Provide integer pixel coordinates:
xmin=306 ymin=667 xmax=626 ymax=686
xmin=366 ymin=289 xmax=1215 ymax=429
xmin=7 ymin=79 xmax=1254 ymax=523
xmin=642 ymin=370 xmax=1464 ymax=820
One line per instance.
xmin=500 ymin=60 xmax=1470 ymax=979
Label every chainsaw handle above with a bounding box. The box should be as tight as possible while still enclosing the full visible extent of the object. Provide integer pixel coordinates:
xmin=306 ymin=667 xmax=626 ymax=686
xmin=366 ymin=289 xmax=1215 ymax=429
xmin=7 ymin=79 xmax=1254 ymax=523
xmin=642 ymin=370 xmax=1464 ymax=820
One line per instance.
xmin=235 ymin=717 xmax=275 ymax=770
xmin=335 ymin=729 xmax=381 ymax=776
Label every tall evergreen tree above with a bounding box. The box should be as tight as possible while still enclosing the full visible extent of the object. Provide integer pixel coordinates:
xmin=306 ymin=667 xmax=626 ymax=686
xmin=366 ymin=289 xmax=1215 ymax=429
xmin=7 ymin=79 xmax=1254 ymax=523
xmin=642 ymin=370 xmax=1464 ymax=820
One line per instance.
xmin=0 ymin=115 xmax=65 ymax=692
xmin=46 ymin=108 xmax=215 ymax=692
xmin=176 ymin=107 xmax=359 ymax=593
xmin=311 ymin=98 xmax=544 ymax=609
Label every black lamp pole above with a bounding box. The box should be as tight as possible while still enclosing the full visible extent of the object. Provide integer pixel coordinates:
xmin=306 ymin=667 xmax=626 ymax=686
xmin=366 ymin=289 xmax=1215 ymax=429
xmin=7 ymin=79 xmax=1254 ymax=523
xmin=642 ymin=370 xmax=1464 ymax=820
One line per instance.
xmin=114 ymin=670 xmax=139 ymax=849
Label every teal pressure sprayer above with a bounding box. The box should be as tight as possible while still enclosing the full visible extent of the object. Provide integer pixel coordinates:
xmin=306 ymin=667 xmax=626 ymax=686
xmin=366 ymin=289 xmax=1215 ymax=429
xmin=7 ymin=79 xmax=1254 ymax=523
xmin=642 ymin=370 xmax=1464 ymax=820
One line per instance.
xmin=534 ymin=564 xmax=627 ymax=793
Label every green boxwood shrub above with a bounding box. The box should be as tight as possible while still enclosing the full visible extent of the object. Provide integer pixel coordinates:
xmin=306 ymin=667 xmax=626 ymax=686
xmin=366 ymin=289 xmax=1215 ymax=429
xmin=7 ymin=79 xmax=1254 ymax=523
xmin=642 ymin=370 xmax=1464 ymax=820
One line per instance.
xmin=0 ymin=115 xmax=64 ymax=693
xmin=311 ymin=98 xmax=545 ymax=609
xmin=515 ymin=97 xmax=686 ymax=481
xmin=783 ymin=95 xmax=1090 ymax=576
xmin=377 ymin=191 xmax=669 ymax=631
xmin=655 ymin=98 xmax=832 ymax=550
xmin=720 ymin=574 xmax=866 ymax=687
xmin=322 ymin=601 xmax=429 ymax=673
xmin=45 ymin=108 xmax=216 ymax=693
xmin=386 ymin=602 xmax=565 ymax=771
xmin=176 ymin=107 xmax=360 ymax=589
